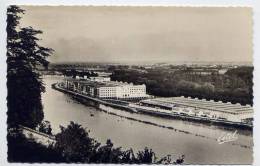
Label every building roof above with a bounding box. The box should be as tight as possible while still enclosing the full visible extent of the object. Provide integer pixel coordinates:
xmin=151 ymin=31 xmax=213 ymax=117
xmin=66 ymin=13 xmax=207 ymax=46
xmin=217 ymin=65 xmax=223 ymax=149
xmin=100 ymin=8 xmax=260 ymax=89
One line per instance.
xmin=66 ymin=78 xmax=145 ymax=88
xmin=141 ymin=97 xmax=253 ymax=114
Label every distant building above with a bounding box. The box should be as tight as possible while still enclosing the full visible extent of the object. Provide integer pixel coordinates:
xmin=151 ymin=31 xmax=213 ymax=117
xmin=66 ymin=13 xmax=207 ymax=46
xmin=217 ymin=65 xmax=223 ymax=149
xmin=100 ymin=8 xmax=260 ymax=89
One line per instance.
xmin=89 ymin=77 xmax=111 ymax=82
xmin=144 ymin=66 xmax=152 ymax=69
xmin=95 ymin=72 xmax=112 ymax=77
xmin=183 ymin=68 xmax=219 ymax=75
xmin=180 ymin=68 xmax=228 ymax=75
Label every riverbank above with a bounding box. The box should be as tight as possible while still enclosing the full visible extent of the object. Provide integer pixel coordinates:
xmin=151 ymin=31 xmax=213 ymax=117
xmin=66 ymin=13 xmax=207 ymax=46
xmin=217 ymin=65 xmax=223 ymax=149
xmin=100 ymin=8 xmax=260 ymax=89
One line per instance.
xmin=44 ymin=77 xmax=252 ymax=164
xmin=52 ymin=83 xmax=252 ymax=149
xmin=52 ymin=83 xmax=137 ymax=113
xmin=52 ymin=83 xmax=252 ymax=130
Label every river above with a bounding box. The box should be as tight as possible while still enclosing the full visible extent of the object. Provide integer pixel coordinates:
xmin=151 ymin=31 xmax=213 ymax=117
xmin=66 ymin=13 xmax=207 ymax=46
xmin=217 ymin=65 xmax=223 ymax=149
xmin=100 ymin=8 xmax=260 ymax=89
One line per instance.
xmin=42 ymin=76 xmax=253 ymax=164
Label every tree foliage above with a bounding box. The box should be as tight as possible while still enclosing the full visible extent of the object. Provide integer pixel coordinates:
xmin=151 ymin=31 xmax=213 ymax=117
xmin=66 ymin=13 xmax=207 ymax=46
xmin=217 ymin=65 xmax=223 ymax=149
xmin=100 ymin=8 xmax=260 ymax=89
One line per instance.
xmin=54 ymin=122 xmax=184 ymax=164
xmin=7 ymin=129 xmax=63 ymax=163
xmin=7 ymin=6 xmax=53 ymax=128
xmin=62 ymin=69 xmax=98 ymax=78
xmin=8 ymin=121 xmax=185 ymax=164
xmin=111 ymin=67 xmax=253 ymax=105
xmin=55 ymin=122 xmax=99 ymax=162
xmin=37 ymin=120 xmax=52 ymax=135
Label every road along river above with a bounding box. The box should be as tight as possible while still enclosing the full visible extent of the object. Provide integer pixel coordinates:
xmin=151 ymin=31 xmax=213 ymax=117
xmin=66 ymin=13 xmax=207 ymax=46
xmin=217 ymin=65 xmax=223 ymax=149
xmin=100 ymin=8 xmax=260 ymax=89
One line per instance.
xmin=42 ymin=76 xmax=253 ymax=164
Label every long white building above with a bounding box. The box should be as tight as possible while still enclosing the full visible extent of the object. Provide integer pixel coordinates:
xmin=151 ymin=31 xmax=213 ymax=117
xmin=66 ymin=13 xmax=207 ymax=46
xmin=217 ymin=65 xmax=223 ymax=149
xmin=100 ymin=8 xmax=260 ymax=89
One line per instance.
xmin=64 ymin=78 xmax=148 ymax=100
xmin=136 ymin=97 xmax=253 ymax=123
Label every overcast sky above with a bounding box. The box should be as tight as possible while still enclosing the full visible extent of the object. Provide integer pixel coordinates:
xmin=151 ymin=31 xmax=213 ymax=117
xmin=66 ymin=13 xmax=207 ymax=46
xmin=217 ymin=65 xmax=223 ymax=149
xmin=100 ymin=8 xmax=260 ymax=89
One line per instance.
xmin=19 ymin=6 xmax=252 ymax=64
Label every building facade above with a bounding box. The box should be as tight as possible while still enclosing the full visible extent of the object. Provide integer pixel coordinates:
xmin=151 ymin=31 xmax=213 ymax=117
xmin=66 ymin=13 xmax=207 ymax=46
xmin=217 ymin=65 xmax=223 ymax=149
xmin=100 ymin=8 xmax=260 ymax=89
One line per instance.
xmin=64 ymin=78 xmax=147 ymax=100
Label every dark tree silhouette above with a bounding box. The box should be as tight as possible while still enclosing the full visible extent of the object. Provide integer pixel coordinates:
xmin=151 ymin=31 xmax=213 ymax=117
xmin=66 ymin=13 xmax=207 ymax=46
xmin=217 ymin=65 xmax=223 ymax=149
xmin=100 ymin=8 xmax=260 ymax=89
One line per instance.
xmin=135 ymin=147 xmax=155 ymax=163
xmin=54 ymin=122 xmax=184 ymax=164
xmin=55 ymin=122 xmax=100 ymax=163
xmin=111 ymin=66 xmax=253 ymax=105
xmin=7 ymin=129 xmax=64 ymax=162
xmin=37 ymin=120 xmax=53 ymax=135
xmin=7 ymin=6 xmax=53 ymax=129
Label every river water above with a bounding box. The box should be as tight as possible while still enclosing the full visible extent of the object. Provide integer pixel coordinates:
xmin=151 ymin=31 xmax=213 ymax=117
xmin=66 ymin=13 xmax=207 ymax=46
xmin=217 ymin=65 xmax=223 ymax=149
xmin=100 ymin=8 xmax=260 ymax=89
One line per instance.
xmin=42 ymin=76 xmax=253 ymax=164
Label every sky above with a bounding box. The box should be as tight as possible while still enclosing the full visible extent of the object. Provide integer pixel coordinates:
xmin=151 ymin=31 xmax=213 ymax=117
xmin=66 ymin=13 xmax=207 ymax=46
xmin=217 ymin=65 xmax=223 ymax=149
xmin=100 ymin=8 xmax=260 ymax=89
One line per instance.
xmin=19 ymin=6 xmax=253 ymax=64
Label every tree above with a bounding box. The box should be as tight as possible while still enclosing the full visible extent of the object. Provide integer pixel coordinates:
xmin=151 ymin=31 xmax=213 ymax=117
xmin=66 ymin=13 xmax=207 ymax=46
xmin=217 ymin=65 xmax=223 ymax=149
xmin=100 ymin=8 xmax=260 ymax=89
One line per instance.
xmin=136 ymin=147 xmax=155 ymax=164
xmin=55 ymin=122 xmax=100 ymax=162
xmin=7 ymin=6 xmax=53 ymax=129
xmin=37 ymin=120 xmax=52 ymax=135
xmin=200 ymin=82 xmax=215 ymax=95
xmin=7 ymin=128 xmax=64 ymax=162
xmin=54 ymin=121 xmax=184 ymax=164
xmin=91 ymin=139 xmax=123 ymax=163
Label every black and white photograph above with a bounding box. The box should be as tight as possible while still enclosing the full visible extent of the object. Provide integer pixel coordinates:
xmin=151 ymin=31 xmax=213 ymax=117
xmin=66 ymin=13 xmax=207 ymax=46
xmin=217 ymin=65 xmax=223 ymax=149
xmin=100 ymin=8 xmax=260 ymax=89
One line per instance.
xmin=2 ymin=3 xmax=257 ymax=165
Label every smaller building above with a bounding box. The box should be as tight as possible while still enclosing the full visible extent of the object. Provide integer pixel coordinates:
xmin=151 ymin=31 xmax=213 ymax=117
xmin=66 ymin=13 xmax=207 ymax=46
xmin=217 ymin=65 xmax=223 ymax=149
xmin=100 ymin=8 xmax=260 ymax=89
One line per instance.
xmin=89 ymin=77 xmax=111 ymax=82
xmin=95 ymin=72 xmax=112 ymax=77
